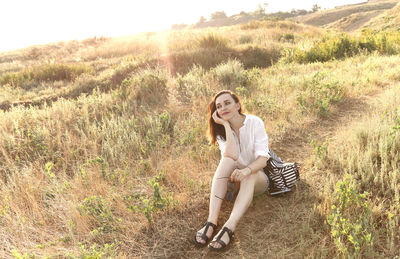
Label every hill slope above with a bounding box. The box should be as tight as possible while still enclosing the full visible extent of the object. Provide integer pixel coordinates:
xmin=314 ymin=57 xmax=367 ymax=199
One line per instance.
xmin=297 ymin=0 xmax=398 ymax=31
xmin=361 ymin=1 xmax=400 ymax=30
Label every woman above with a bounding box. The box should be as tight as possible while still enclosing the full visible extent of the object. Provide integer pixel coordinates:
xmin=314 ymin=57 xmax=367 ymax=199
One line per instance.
xmin=194 ymin=90 xmax=270 ymax=251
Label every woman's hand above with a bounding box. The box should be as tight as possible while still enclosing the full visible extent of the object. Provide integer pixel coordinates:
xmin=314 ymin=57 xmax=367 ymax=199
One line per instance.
xmin=230 ymin=167 xmax=251 ymax=182
xmin=212 ymin=110 xmax=228 ymax=125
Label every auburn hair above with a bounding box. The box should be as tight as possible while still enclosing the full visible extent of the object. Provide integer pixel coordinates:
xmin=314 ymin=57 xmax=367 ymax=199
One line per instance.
xmin=207 ymin=90 xmax=243 ymax=145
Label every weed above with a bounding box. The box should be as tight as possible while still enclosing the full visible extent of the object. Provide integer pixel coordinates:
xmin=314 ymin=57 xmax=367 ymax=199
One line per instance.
xmin=65 ymin=243 xmax=117 ymax=259
xmin=327 ymin=176 xmax=374 ymax=257
xmin=135 ymin=172 xmax=177 ymax=223
xmin=310 ymin=139 xmax=328 ymax=160
xmin=297 ymin=72 xmax=343 ymax=116
xmin=78 ymin=195 xmax=121 ymax=233
xmin=0 ymin=195 xmax=9 ymax=218
xmin=11 ymin=250 xmax=37 ymax=259
xmin=44 ymin=162 xmax=55 ymax=180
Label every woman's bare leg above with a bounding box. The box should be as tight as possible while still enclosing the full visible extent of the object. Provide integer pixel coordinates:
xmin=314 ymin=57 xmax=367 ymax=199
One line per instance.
xmin=209 ymin=170 xmax=268 ymax=248
xmin=195 ymin=157 xmax=236 ymax=244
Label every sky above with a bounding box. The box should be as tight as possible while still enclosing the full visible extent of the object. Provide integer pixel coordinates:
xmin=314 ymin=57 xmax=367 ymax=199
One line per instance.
xmin=0 ymin=0 xmax=366 ymax=52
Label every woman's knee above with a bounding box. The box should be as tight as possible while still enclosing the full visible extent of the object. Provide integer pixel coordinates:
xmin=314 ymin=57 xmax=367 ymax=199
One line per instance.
xmin=240 ymin=173 xmax=257 ymax=187
xmin=214 ymin=157 xmax=236 ymax=178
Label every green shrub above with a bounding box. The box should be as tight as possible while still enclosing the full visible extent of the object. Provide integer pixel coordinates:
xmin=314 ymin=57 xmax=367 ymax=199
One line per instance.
xmin=0 ymin=63 xmax=94 ymax=89
xmin=66 ymin=74 xmax=107 ymax=98
xmin=237 ymin=45 xmax=281 ymax=68
xmin=288 ymin=31 xmax=400 ymax=64
xmin=211 ymin=59 xmax=248 ymax=90
xmin=133 ymin=172 xmax=177 ymax=223
xmin=279 ymin=33 xmax=295 ymax=42
xmin=65 ymin=243 xmax=117 ymax=258
xmin=78 ymin=195 xmax=120 ymax=233
xmin=297 ymin=72 xmax=343 ymax=116
xmin=3 ymin=127 xmax=49 ymax=165
xmin=175 ymin=65 xmax=209 ymax=103
xmin=99 ymin=111 xmax=174 ymax=165
xmin=110 ymin=62 xmax=136 ymax=87
xmin=327 ymin=176 xmax=374 ymax=257
xmin=132 ymin=69 xmax=169 ymax=107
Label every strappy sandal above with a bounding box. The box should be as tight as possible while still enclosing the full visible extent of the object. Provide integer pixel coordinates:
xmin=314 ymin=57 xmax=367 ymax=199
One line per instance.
xmin=208 ymin=226 xmax=234 ymax=251
xmin=194 ymin=222 xmax=217 ymax=247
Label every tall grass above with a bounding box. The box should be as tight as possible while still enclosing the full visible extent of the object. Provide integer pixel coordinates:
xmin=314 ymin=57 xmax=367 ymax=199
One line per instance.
xmin=286 ymin=30 xmax=400 ymax=63
xmin=0 ymin=63 xmax=94 ymax=89
xmin=2 ymin=17 xmax=400 ymax=257
xmin=313 ymin=88 xmax=400 ymax=257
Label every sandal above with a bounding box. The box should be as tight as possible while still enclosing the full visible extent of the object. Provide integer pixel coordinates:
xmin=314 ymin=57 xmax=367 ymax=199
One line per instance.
xmin=194 ymin=222 xmax=217 ymax=247
xmin=208 ymin=226 xmax=234 ymax=251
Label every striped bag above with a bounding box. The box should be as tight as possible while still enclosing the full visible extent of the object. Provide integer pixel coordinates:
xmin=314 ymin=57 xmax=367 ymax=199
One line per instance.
xmin=263 ymin=150 xmax=300 ymax=196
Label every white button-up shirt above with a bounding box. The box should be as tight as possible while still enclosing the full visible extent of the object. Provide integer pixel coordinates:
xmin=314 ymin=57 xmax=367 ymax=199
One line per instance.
xmin=216 ymin=114 xmax=270 ymax=166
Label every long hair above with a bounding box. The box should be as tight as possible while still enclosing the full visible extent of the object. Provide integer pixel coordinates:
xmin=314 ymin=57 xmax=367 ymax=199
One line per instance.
xmin=208 ymin=90 xmax=243 ymax=145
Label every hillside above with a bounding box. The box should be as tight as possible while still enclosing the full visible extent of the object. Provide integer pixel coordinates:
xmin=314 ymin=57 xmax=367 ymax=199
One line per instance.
xmin=296 ymin=0 xmax=398 ymax=31
xmin=361 ymin=1 xmax=400 ymax=30
xmin=1 ymin=4 xmax=400 ymax=258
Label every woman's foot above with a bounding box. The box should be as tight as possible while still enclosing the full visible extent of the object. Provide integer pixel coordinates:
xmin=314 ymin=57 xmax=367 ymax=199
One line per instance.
xmin=208 ymin=226 xmax=234 ymax=251
xmin=194 ymin=222 xmax=217 ymax=246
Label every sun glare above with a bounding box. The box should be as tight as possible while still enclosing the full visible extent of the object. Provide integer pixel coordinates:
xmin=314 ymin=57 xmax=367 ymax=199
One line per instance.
xmin=1 ymin=0 xmax=366 ymax=52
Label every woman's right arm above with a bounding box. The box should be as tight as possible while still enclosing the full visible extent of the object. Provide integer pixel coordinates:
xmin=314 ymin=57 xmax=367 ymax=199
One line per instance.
xmin=213 ymin=111 xmax=238 ymax=161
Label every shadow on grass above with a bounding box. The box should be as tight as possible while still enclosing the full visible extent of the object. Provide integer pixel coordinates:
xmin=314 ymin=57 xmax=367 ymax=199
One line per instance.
xmin=126 ymin=178 xmax=331 ymax=258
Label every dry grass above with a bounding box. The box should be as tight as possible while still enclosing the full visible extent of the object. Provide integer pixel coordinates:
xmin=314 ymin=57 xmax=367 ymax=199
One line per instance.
xmin=361 ymin=1 xmax=400 ymax=31
xmin=1 ymin=11 xmax=400 ymax=257
xmin=297 ymin=0 xmax=397 ymax=30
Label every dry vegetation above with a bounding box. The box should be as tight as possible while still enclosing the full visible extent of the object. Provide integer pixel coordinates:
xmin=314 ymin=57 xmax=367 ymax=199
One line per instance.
xmin=0 ymin=5 xmax=400 ymax=258
xmin=361 ymin=1 xmax=400 ymax=31
xmin=297 ymin=0 xmax=398 ymax=31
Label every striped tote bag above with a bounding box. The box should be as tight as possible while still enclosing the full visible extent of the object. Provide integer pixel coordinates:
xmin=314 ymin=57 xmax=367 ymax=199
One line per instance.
xmin=263 ymin=150 xmax=300 ymax=196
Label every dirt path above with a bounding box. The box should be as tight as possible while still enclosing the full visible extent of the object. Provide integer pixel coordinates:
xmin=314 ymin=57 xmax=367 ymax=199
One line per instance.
xmin=344 ymin=11 xmax=383 ymax=32
xmin=131 ymin=89 xmax=387 ymax=258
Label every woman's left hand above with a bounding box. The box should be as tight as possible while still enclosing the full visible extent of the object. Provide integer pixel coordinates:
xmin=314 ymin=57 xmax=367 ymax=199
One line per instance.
xmin=230 ymin=167 xmax=251 ymax=182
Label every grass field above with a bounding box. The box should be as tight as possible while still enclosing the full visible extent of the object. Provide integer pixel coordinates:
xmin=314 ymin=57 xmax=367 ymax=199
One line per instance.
xmin=1 ymin=3 xmax=400 ymax=258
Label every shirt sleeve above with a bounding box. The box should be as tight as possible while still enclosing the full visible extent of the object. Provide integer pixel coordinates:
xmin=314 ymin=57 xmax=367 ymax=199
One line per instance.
xmin=216 ymin=136 xmax=226 ymax=158
xmin=253 ymin=117 xmax=270 ymax=159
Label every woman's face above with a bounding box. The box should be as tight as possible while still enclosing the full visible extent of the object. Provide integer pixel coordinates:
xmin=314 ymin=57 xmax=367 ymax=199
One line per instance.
xmin=215 ymin=93 xmax=240 ymax=121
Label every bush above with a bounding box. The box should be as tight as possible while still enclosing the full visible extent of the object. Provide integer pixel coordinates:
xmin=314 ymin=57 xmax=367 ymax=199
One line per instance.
xmin=0 ymin=63 xmax=94 ymax=89
xmin=238 ymin=35 xmax=253 ymax=44
xmin=79 ymin=195 xmax=121 ymax=233
xmin=288 ymin=31 xmax=400 ymax=64
xmin=327 ymin=176 xmax=374 ymax=257
xmin=211 ymin=59 xmax=248 ymax=90
xmin=236 ymin=45 xmax=281 ymax=68
xmin=175 ymin=65 xmax=210 ymax=103
xmin=131 ymin=69 xmax=169 ymax=107
xmin=134 ymin=172 xmax=176 ymax=223
xmin=98 ymin=110 xmax=174 ymax=165
xmin=297 ymin=72 xmax=343 ymax=116
xmin=196 ymin=33 xmax=229 ymax=49
xmin=166 ymin=48 xmax=233 ymax=74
